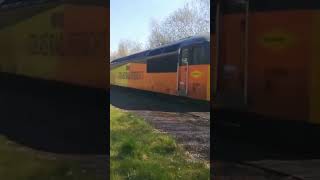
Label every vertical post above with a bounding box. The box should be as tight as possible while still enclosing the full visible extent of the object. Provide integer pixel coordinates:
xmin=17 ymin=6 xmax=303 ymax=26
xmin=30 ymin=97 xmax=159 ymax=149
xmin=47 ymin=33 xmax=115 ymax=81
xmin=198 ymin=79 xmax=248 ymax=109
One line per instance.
xmin=186 ymin=61 xmax=189 ymax=95
xmin=176 ymin=48 xmax=181 ymax=95
xmin=214 ymin=0 xmax=221 ymax=98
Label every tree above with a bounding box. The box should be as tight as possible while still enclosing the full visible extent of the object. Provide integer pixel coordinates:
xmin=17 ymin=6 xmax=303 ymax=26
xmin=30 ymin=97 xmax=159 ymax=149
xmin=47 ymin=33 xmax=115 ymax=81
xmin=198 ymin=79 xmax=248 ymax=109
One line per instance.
xmin=148 ymin=19 xmax=171 ymax=49
xmin=110 ymin=50 xmax=119 ymax=61
xmin=147 ymin=0 xmax=210 ymax=49
xmin=110 ymin=39 xmax=143 ymax=61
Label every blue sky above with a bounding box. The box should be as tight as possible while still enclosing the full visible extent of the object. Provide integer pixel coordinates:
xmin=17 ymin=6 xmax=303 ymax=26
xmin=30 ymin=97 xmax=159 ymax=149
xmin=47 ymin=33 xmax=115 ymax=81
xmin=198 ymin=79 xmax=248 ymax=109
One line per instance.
xmin=110 ymin=0 xmax=187 ymax=52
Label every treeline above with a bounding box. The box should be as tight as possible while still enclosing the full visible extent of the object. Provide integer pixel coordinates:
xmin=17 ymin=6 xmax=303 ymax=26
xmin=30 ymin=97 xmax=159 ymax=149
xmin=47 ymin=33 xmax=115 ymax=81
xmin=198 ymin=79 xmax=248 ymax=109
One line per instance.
xmin=110 ymin=0 xmax=210 ymax=61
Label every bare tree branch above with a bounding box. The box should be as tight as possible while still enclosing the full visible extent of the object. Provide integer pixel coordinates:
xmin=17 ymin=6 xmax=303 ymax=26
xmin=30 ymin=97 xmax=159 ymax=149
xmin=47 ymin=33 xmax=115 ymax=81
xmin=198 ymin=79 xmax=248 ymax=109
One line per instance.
xmin=148 ymin=0 xmax=210 ymax=48
xmin=110 ymin=39 xmax=143 ymax=61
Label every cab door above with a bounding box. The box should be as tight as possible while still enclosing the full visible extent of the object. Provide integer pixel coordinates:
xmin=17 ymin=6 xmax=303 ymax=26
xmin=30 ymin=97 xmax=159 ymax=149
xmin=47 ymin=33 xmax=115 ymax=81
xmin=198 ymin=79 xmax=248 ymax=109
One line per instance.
xmin=177 ymin=47 xmax=191 ymax=96
xmin=215 ymin=0 xmax=249 ymax=108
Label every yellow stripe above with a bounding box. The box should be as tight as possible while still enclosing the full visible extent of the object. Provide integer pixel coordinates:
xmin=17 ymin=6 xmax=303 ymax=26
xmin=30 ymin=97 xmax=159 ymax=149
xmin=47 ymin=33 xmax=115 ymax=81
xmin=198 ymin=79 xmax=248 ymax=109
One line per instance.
xmin=110 ymin=64 xmax=129 ymax=87
xmin=0 ymin=6 xmax=63 ymax=79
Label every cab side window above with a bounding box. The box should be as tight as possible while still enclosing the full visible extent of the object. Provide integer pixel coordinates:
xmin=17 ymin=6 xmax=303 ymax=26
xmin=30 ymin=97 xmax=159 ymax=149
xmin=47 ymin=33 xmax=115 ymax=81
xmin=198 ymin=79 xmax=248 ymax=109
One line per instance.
xmin=191 ymin=44 xmax=210 ymax=65
xmin=180 ymin=48 xmax=191 ymax=65
xmin=147 ymin=54 xmax=178 ymax=73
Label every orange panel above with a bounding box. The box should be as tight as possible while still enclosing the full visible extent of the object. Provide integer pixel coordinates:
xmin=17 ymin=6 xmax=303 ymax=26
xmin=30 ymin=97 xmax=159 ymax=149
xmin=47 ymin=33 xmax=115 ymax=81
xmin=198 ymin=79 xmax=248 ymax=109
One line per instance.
xmin=125 ymin=63 xmax=177 ymax=96
xmin=116 ymin=63 xmax=209 ymax=101
xmin=127 ymin=63 xmax=147 ymax=90
xmin=58 ymin=5 xmax=108 ymax=89
xmin=145 ymin=72 xmax=177 ymax=96
xmin=187 ymin=65 xmax=210 ymax=100
xmin=221 ymin=14 xmax=245 ymax=95
xmin=248 ymin=11 xmax=311 ymax=121
xmin=217 ymin=10 xmax=312 ymax=121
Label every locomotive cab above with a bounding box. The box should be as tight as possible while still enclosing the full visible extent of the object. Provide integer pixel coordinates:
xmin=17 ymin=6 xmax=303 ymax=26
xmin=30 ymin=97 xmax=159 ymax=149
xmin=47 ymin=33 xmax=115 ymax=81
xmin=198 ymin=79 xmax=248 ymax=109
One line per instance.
xmin=177 ymin=38 xmax=210 ymax=99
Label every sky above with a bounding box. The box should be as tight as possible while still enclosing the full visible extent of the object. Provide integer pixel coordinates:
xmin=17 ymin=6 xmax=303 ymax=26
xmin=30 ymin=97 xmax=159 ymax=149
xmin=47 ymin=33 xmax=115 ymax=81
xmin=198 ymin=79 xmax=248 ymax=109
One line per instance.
xmin=110 ymin=0 xmax=187 ymax=53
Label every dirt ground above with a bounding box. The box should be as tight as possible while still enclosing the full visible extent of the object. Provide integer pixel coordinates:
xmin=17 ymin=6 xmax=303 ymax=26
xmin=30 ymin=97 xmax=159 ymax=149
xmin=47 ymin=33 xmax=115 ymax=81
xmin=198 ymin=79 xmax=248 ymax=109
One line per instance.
xmin=110 ymin=86 xmax=210 ymax=161
xmin=111 ymin=86 xmax=320 ymax=180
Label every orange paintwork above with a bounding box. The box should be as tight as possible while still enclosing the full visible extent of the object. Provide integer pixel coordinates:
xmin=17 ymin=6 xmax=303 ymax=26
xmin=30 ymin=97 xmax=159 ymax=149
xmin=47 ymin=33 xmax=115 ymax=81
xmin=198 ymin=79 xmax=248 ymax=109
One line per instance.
xmin=211 ymin=34 xmax=216 ymax=98
xmin=187 ymin=65 xmax=210 ymax=100
xmin=215 ymin=9 xmax=320 ymax=124
xmin=248 ymin=11 xmax=310 ymax=121
xmin=111 ymin=62 xmax=210 ymax=101
xmin=58 ymin=5 xmax=108 ymax=89
xmin=0 ymin=3 xmax=108 ymax=89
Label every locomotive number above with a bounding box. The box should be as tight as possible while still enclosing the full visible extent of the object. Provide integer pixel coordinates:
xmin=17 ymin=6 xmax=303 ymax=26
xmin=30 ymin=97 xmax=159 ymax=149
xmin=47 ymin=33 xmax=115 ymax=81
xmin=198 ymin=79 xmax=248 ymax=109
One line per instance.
xmin=118 ymin=72 xmax=144 ymax=80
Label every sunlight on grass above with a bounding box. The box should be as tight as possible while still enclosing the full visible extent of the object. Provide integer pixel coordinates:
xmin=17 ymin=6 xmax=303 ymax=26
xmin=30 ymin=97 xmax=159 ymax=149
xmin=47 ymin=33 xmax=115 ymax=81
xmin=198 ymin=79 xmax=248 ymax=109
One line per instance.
xmin=110 ymin=105 xmax=210 ymax=180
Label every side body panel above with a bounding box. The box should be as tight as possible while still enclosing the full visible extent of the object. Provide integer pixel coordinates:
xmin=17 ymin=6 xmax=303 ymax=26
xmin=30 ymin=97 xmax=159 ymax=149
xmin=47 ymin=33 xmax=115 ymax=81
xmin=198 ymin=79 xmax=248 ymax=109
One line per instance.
xmin=248 ymin=10 xmax=310 ymax=122
xmin=0 ymin=2 xmax=108 ymax=89
xmin=187 ymin=65 xmax=210 ymax=101
xmin=110 ymin=62 xmax=210 ymax=101
xmin=217 ymin=10 xmax=313 ymax=122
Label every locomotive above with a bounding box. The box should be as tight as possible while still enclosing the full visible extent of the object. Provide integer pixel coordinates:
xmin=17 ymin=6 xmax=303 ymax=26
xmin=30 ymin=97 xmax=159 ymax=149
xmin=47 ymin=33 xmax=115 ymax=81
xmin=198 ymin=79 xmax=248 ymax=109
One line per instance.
xmin=110 ymin=34 xmax=210 ymax=101
xmin=213 ymin=0 xmax=320 ymax=126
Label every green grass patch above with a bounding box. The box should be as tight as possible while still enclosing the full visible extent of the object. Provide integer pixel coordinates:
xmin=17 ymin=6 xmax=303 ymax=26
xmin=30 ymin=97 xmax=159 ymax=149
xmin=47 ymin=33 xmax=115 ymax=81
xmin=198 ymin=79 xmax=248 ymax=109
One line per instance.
xmin=110 ymin=105 xmax=210 ymax=180
xmin=0 ymin=136 xmax=102 ymax=180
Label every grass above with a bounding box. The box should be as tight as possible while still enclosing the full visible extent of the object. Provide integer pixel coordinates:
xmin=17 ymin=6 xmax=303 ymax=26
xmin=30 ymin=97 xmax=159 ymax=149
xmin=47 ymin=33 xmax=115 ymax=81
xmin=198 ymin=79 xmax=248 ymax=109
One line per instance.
xmin=0 ymin=136 xmax=102 ymax=180
xmin=110 ymin=105 xmax=210 ymax=180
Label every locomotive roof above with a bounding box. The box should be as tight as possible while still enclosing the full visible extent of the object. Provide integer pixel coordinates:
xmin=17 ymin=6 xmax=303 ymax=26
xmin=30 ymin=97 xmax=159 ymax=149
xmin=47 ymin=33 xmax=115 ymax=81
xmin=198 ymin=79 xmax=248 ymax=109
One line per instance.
xmin=110 ymin=34 xmax=210 ymax=66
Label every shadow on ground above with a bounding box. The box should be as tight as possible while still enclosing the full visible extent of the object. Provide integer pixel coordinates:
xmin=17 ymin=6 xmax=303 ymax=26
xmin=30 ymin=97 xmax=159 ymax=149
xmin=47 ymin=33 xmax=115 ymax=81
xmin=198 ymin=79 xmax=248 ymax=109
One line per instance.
xmin=0 ymin=74 xmax=108 ymax=155
xmin=110 ymin=86 xmax=210 ymax=113
xmin=213 ymin=111 xmax=320 ymax=162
